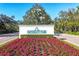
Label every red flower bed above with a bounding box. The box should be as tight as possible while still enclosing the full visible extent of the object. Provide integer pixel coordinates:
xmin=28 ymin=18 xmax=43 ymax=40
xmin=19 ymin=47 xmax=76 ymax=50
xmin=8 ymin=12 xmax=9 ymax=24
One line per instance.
xmin=0 ymin=37 xmax=79 ymax=56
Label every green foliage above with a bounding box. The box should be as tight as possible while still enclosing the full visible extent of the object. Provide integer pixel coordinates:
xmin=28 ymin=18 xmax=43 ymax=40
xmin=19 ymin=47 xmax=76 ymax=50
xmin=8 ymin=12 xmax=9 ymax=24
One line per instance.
xmin=0 ymin=14 xmax=18 ymax=34
xmin=66 ymin=31 xmax=79 ymax=35
xmin=54 ymin=6 xmax=79 ymax=34
xmin=21 ymin=35 xmax=53 ymax=38
xmin=23 ymin=4 xmax=54 ymax=25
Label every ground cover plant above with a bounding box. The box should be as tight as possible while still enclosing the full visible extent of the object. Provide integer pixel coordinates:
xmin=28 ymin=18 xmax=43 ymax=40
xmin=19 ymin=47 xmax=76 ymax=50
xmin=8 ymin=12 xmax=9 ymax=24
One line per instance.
xmin=0 ymin=37 xmax=79 ymax=56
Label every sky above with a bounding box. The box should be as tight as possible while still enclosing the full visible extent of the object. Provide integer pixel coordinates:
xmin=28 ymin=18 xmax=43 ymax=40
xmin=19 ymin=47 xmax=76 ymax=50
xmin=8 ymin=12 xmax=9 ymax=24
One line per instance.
xmin=0 ymin=3 xmax=79 ymax=21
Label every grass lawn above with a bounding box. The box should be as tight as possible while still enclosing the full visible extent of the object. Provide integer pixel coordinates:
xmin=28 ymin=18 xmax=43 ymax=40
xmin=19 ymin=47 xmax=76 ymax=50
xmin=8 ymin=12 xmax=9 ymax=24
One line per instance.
xmin=61 ymin=40 xmax=79 ymax=50
xmin=0 ymin=36 xmax=18 ymax=47
xmin=66 ymin=31 xmax=79 ymax=35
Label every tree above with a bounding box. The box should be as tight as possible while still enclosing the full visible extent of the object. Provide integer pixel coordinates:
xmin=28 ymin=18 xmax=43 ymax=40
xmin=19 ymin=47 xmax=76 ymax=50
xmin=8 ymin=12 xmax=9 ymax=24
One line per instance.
xmin=54 ymin=6 xmax=79 ymax=33
xmin=23 ymin=4 xmax=54 ymax=25
xmin=0 ymin=14 xmax=18 ymax=33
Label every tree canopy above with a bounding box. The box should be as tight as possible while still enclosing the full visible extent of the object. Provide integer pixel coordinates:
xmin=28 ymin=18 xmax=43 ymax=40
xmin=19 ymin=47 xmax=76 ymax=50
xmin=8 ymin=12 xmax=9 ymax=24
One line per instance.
xmin=0 ymin=14 xmax=18 ymax=33
xmin=54 ymin=6 xmax=79 ymax=33
xmin=23 ymin=4 xmax=54 ymax=25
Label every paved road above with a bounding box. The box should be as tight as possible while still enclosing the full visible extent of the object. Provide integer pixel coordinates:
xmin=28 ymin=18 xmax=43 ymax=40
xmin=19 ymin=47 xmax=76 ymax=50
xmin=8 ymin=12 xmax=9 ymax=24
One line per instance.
xmin=54 ymin=34 xmax=79 ymax=46
xmin=0 ymin=32 xmax=19 ymax=45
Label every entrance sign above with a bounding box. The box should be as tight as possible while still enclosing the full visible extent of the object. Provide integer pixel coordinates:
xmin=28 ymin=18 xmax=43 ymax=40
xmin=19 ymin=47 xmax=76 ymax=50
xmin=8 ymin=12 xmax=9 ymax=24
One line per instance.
xmin=19 ymin=25 xmax=54 ymax=38
xmin=27 ymin=27 xmax=46 ymax=34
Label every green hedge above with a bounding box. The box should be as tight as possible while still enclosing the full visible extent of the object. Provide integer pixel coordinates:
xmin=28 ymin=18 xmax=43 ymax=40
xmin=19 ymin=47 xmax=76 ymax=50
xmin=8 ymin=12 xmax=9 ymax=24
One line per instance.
xmin=21 ymin=35 xmax=53 ymax=38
